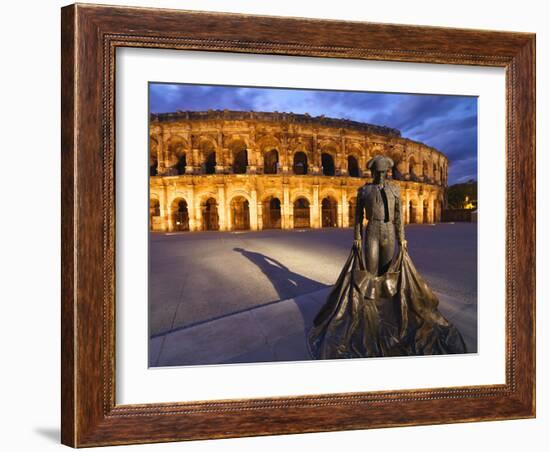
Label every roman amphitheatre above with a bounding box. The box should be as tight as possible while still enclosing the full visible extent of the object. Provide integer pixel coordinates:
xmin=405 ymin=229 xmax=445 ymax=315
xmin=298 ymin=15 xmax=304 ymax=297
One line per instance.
xmin=149 ymin=110 xmax=448 ymax=232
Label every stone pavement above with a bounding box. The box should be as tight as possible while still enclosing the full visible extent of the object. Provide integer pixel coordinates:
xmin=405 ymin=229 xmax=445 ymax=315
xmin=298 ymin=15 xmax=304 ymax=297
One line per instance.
xmin=149 ymin=224 xmax=478 ymax=367
xmin=149 ymin=286 xmax=477 ymax=367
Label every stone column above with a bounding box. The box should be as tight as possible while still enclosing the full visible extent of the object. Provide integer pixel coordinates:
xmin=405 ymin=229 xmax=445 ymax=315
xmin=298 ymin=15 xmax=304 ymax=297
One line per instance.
xmin=160 ymin=185 xmax=170 ymax=232
xmin=188 ymin=187 xmax=196 ymax=231
xmin=337 ymin=200 xmax=343 ymax=228
xmin=257 ymin=200 xmax=263 ymax=230
xmin=250 ymin=189 xmax=258 ymax=230
xmin=246 ymin=147 xmax=258 ymax=174
xmin=217 ymin=184 xmax=227 ymax=231
xmin=156 ymin=134 xmax=169 ymax=176
xmin=283 ymin=184 xmax=291 ymax=229
xmin=312 ymin=185 xmax=320 ymax=228
xmin=194 ymin=199 xmax=202 ymax=232
xmin=342 ymin=191 xmax=349 ymax=227
xmin=417 ymin=194 xmax=424 ymax=223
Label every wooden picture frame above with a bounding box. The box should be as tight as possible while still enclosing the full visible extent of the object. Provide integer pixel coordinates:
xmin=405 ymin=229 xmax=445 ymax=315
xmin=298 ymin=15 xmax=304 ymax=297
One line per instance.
xmin=61 ymin=3 xmax=535 ymax=447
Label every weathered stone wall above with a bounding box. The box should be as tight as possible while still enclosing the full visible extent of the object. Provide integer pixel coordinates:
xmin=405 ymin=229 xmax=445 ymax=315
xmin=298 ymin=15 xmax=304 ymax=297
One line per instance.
xmin=149 ymin=111 xmax=448 ymax=232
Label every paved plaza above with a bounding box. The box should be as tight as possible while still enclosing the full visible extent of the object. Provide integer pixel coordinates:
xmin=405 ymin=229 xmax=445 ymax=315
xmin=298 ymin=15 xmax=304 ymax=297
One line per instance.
xmin=149 ymin=224 xmax=478 ymax=366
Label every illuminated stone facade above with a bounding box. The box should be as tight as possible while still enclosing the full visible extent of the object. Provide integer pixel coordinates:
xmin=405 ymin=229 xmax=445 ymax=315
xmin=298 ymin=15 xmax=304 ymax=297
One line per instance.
xmin=149 ymin=111 xmax=448 ymax=232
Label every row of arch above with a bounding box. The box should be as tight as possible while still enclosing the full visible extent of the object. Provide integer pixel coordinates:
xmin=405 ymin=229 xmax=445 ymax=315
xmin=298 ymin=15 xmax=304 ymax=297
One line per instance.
xmin=151 ymin=149 xmax=360 ymax=177
xmin=150 ymin=195 xmax=441 ymax=232
xmin=150 ymin=134 xmax=447 ymax=184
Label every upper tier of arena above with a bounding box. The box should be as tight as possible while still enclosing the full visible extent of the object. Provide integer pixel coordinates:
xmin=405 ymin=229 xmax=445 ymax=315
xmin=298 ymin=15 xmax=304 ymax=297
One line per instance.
xmin=149 ymin=109 xmax=448 ymax=186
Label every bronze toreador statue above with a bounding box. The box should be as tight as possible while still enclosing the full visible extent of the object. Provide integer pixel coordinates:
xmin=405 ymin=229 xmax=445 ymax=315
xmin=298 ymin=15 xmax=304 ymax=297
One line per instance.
xmin=308 ymin=155 xmax=467 ymax=359
xmin=354 ymin=155 xmax=405 ymax=276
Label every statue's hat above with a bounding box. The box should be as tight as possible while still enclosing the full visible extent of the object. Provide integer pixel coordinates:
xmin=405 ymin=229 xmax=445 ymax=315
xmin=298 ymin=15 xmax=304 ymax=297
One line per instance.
xmin=367 ymin=155 xmax=394 ymax=172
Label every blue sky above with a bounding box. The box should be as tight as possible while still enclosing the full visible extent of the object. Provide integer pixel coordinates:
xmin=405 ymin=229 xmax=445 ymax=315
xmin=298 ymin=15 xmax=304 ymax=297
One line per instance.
xmin=149 ymin=83 xmax=477 ymax=184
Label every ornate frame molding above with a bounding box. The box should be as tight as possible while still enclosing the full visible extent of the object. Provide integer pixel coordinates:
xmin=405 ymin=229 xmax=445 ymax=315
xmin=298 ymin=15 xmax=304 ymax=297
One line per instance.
xmin=61 ymin=4 xmax=535 ymax=447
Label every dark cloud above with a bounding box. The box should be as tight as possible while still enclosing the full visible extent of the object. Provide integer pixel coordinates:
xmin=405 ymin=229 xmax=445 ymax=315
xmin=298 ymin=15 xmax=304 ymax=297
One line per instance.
xmin=150 ymin=83 xmax=477 ymax=184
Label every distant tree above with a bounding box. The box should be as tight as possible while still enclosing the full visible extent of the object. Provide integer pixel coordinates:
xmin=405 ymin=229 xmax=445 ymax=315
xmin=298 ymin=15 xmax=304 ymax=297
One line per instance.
xmin=447 ymin=180 xmax=477 ymax=210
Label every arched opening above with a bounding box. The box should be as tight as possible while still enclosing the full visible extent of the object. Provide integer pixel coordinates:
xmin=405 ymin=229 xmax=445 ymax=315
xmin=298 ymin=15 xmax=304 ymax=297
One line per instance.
xmin=433 ymin=199 xmax=438 ymax=222
xmin=230 ymin=196 xmax=250 ymax=230
xmin=204 ymin=151 xmax=216 ymax=174
xmin=172 ymin=199 xmax=189 ymax=231
xmin=293 ymin=151 xmax=308 ymax=175
xmin=263 ymin=149 xmax=279 ymax=174
xmin=423 ymin=199 xmax=429 ymax=223
xmin=321 ymin=153 xmax=335 ymax=176
xmin=348 ymin=197 xmax=357 ymax=226
xmin=262 ymin=197 xmax=282 ymax=229
xmin=321 ymin=197 xmax=338 ymax=228
xmin=409 ymin=200 xmax=417 ymax=224
xmin=150 ymin=198 xmax=160 ymax=231
xmin=150 ymin=157 xmax=158 ymax=176
xmin=347 ymin=155 xmax=359 ymax=177
xmin=293 ymin=198 xmax=310 ymax=228
xmin=201 ymin=198 xmax=219 ymax=231
xmin=167 ymin=137 xmax=188 ymax=175
xmin=233 ymin=149 xmax=248 ymax=174
xmin=422 ymin=161 xmax=428 ymax=178
xmin=175 ymin=153 xmax=187 ymax=175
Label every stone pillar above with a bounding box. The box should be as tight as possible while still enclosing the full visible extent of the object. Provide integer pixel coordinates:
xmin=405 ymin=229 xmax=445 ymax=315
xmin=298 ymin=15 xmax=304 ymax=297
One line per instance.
xmin=342 ymin=191 xmax=349 ymax=227
xmin=283 ymin=184 xmax=291 ymax=229
xmin=257 ymin=200 xmax=263 ymax=230
xmin=246 ymin=147 xmax=258 ymax=174
xmin=217 ymin=184 xmax=227 ymax=231
xmin=160 ymin=185 xmax=170 ymax=232
xmin=337 ymin=200 xmax=343 ymax=228
xmin=221 ymin=148 xmax=230 ymax=173
xmin=280 ymin=146 xmax=289 ymax=174
xmin=250 ymin=189 xmax=258 ymax=230
xmin=312 ymin=185 xmax=320 ymax=228
xmin=194 ymin=199 xmax=202 ymax=232
xmin=156 ymin=135 xmax=169 ymax=176
xmin=428 ymin=193 xmax=435 ymax=223
xmin=188 ymin=188 xmax=196 ymax=231
xmin=184 ymin=149 xmax=194 ymax=174
xmin=417 ymin=194 xmax=424 ymax=223
xmin=189 ymin=148 xmax=199 ymax=174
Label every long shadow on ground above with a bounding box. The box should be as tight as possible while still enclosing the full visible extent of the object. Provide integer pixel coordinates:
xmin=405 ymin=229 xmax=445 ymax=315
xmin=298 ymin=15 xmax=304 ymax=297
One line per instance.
xmin=233 ymin=247 xmax=328 ymax=300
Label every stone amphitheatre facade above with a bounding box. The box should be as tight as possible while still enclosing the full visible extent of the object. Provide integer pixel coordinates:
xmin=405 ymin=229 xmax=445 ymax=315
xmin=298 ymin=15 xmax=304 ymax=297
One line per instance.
xmin=149 ymin=110 xmax=448 ymax=232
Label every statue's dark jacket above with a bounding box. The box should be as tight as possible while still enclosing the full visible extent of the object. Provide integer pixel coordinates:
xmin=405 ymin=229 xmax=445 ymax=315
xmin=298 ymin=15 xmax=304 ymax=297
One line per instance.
xmin=355 ymin=182 xmax=404 ymax=242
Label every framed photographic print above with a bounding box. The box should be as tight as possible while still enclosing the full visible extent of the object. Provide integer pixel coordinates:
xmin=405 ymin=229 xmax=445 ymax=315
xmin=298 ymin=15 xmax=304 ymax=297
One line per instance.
xmin=61 ymin=3 xmax=535 ymax=447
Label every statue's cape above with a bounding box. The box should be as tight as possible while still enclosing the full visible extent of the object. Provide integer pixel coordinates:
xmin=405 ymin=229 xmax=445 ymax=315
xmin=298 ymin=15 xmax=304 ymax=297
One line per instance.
xmin=307 ymin=245 xmax=467 ymax=359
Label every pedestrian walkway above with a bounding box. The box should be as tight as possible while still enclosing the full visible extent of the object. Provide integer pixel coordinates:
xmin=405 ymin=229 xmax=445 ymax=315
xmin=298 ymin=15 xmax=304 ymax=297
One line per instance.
xmin=149 ymin=285 xmax=477 ymax=367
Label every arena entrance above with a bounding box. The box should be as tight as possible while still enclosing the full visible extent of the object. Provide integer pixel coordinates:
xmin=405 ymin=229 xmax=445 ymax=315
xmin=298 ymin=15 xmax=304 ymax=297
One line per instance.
xmin=321 ymin=197 xmax=338 ymax=227
xmin=262 ymin=197 xmax=282 ymax=229
xmin=172 ymin=199 xmax=189 ymax=231
xmin=201 ymin=197 xmax=219 ymax=231
xmin=230 ymin=196 xmax=250 ymax=230
xmin=293 ymin=198 xmax=310 ymax=228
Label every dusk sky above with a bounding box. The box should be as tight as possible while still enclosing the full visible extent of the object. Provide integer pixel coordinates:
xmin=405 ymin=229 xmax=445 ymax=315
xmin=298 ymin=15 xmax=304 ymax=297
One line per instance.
xmin=149 ymin=83 xmax=477 ymax=184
